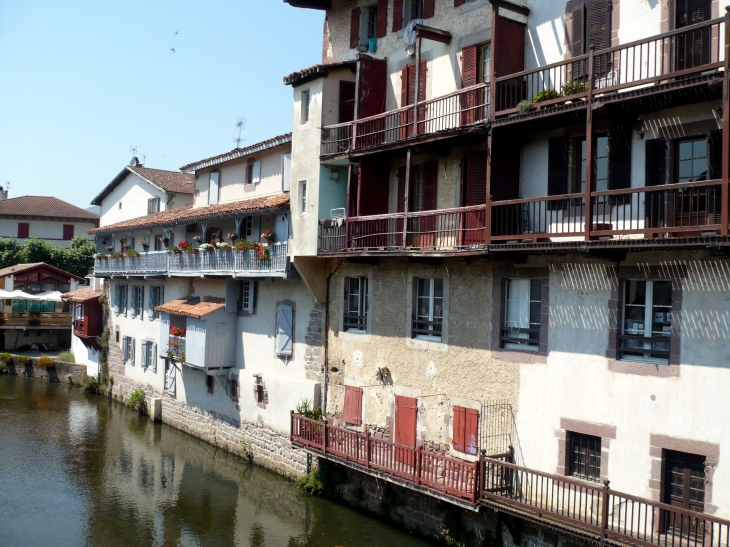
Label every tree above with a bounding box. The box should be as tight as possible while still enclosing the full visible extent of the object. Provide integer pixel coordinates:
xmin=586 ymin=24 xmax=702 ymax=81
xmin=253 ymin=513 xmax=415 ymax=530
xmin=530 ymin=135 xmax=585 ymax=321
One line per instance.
xmin=0 ymin=238 xmax=23 ymax=270
xmin=13 ymin=236 xmax=95 ymax=279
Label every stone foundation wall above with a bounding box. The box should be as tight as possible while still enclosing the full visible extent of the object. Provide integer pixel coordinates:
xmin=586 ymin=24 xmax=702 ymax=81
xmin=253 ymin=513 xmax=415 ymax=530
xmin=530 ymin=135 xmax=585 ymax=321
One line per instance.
xmin=1 ymin=356 xmax=87 ymax=385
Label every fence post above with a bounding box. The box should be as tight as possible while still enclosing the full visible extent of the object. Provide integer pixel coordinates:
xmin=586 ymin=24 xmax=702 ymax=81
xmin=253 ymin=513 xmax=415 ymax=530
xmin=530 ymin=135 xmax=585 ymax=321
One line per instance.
xmin=323 ymin=420 xmax=328 ymax=455
xmin=473 ymin=457 xmax=480 ymax=505
xmin=290 ymin=410 xmax=294 ymax=443
xmin=365 ymin=432 xmax=371 ymax=469
xmin=721 ymin=7 xmax=730 ymax=235
xmin=584 ymin=46 xmax=595 ymax=242
xmin=416 ymin=446 xmax=422 ymax=486
xmin=601 ymin=479 xmax=610 ymax=545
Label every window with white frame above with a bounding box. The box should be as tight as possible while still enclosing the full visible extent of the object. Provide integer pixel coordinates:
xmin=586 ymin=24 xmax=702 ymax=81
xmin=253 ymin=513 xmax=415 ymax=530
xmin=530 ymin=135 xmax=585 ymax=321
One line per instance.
xmin=480 ymin=44 xmax=492 ymax=83
xmin=299 ymin=181 xmax=307 ymax=215
xmin=413 ymin=278 xmax=443 ymax=341
xmin=241 ymin=216 xmax=254 ymax=239
xmin=620 ymin=280 xmax=672 ymax=364
xmin=149 ymin=286 xmax=164 ymax=320
xmin=147 ymin=197 xmax=160 ymax=214
xmin=344 ymin=277 xmax=369 ymax=333
xmin=239 ymin=280 xmax=255 ymax=314
xmin=122 ymin=336 xmax=135 ymax=365
xmin=301 ymin=90 xmax=310 ymax=124
xmin=141 ymin=341 xmax=157 ymax=371
xmin=130 ymin=285 xmax=144 ymax=319
xmin=409 ymin=0 xmax=423 ymax=21
xmin=114 ymin=284 xmax=128 ymax=316
xmin=503 ymin=279 xmax=541 ymax=351
xmin=73 ymin=303 xmax=84 ymax=320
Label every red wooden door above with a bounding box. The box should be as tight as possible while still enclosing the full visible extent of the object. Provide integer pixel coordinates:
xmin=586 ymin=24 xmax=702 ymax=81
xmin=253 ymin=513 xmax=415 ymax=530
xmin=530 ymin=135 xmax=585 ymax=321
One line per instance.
xmin=394 ymin=395 xmax=417 ymax=466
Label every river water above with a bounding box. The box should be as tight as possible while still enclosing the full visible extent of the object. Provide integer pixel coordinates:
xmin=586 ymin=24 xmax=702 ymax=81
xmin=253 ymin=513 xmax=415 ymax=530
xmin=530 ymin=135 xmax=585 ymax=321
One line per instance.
xmin=0 ymin=375 xmax=431 ymax=547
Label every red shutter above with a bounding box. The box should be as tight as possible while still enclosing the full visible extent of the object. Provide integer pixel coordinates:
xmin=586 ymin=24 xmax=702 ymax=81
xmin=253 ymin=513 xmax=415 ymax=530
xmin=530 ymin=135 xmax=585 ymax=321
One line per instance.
xmin=18 ymin=223 xmax=29 ymax=238
xmin=343 ymin=385 xmax=363 ymax=425
xmin=455 ymin=0 xmax=466 ymax=5
xmin=422 ymin=160 xmax=438 ymax=211
xmin=461 ymin=46 xmax=478 ymax=88
xmin=418 ymin=61 xmax=427 ymax=102
xmin=397 ymin=166 xmax=407 ymax=213
xmin=465 ymin=408 xmax=479 ymax=455
xmin=401 ymin=65 xmax=411 ymax=107
xmin=465 ymin=152 xmax=487 ymax=206
xmin=395 ymin=395 xmax=417 ymax=448
xmin=452 ymin=406 xmax=466 ymax=452
xmin=393 ymin=0 xmax=404 ymax=31
xmin=377 ymin=0 xmax=388 ymax=37
xmin=63 ymin=224 xmax=74 ymax=240
xmin=422 ymin=0 xmax=435 ymax=18
xmin=350 ymin=7 xmax=361 ymax=49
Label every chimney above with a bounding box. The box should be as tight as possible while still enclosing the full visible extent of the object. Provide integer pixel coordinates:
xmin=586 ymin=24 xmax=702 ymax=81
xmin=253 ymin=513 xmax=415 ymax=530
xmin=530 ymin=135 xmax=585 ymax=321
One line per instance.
xmin=0 ymin=186 xmax=8 ymax=201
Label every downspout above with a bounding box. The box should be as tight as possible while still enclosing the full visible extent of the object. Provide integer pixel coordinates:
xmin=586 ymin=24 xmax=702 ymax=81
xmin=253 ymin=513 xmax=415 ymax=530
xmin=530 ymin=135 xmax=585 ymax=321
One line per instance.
xmin=322 ymin=258 xmax=344 ymax=416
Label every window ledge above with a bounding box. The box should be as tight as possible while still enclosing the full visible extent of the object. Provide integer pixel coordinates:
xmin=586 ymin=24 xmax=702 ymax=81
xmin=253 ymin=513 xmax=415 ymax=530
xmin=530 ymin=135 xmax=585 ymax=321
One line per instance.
xmin=461 ymin=0 xmax=488 ymax=14
xmin=492 ymin=348 xmax=547 ymax=365
xmin=406 ymin=337 xmax=448 ymax=352
xmin=339 ymin=330 xmax=372 ymax=344
xmin=608 ymin=359 xmax=680 ymax=378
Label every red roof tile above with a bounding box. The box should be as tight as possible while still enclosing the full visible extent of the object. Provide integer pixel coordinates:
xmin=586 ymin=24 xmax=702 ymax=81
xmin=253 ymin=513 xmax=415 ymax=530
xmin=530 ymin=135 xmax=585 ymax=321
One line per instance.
xmin=283 ymin=60 xmax=355 ymax=86
xmin=90 ymin=165 xmax=194 ymax=206
xmin=0 ymin=196 xmax=100 ymax=222
xmin=180 ymin=133 xmax=292 ymax=172
xmin=0 ymin=262 xmax=87 ymax=282
xmin=155 ymin=297 xmax=225 ymax=319
xmin=62 ymin=287 xmax=102 ymax=303
xmin=88 ymin=193 xmax=289 ymax=234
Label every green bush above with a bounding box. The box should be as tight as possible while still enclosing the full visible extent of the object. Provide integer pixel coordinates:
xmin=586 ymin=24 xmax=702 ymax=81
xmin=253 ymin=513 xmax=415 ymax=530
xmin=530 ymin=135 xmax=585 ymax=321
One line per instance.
xmin=0 ymin=353 xmax=12 ymax=363
xmin=296 ymin=398 xmax=323 ymax=421
xmin=516 ymin=100 xmax=534 ymax=114
xmin=126 ymin=388 xmax=146 ymax=411
xmin=82 ymin=376 xmax=99 ymax=393
xmin=295 ymin=469 xmax=324 ymax=495
xmin=561 ymin=79 xmax=587 ymax=96
xmin=56 ymin=351 xmax=75 ymax=364
xmin=533 ymin=89 xmax=561 ymax=103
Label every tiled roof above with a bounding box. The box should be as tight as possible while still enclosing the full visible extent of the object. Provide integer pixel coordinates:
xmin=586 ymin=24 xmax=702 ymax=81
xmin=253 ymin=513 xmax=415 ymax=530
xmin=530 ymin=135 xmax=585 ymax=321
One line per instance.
xmin=90 ymin=165 xmax=194 ymax=206
xmin=155 ymin=297 xmax=225 ymax=319
xmin=62 ymin=287 xmax=102 ymax=303
xmin=88 ymin=193 xmax=290 ymax=234
xmin=283 ymin=60 xmax=356 ymax=86
xmin=180 ymin=133 xmax=292 ymax=172
xmin=0 ymin=196 xmax=100 ymax=222
xmin=0 ymin=262 xmax=87 ymax=282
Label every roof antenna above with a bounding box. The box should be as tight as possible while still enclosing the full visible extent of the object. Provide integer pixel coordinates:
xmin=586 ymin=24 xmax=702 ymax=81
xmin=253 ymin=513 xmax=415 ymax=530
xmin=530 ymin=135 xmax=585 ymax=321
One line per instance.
xmin=129 ymin=145 xmax=140 ymax=167
xmin=233 ymin=117 xmax=247 ymax=149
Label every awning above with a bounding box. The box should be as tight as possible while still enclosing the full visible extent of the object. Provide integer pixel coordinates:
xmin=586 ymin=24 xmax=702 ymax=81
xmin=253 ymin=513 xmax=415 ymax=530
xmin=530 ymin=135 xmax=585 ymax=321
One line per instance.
xmin=0 ymin=290 xmax=64 ymax=301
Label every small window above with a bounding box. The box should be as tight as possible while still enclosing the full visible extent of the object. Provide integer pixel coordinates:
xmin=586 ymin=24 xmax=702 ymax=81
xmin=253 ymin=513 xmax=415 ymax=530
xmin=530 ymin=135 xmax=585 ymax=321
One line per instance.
xmin=209 ymin=171 xmax=220 ymax=205
xmin=153 ymin=234 xmax=163 ymax=251
xmin=62 ymin=225 xmax=74 ymax=240
xmin=239 ymin=280 xmax=255 ymax=314
xmin=413 ymin=278 xmax=443 ymax=341
xmin=574 ymin=135 xmax=608 ymax=193
xmin=18 ymin=223 xmax=29 ymax=239
xmin=150 ymin=286 xmax=164 ymax=320
xmin=301 ymin=90 xmax=310 ymax=124
xmin=122 ymin=336 xmax=136 ymax=365
xmin=366 ymin=5 xmax=378 ymax=39
xmin=246 ymin=159 xmax=255 ymax=185
xmin=141 ymin=341 xmax=157 ymax=371
xmin=299 ymin=181 xmax=307 ymax=215
xmin=410 ymin=166 xmax=424 ymax=212
xmin=118 ymin=201 xmax=122 ymax=209
xmin=677 ymin=138 xmax=707 ymax=183
xmin=230 ymin=378 xmax=239 ymax=402
xmin=409 ymin=0 xmax=423 ymax=21
xmin=568 ymin=432 xmax=602 ymax=482
xmin=503 ymin=279 xmax=541 ymax=351
xmin=115 ymin=327 xmax=120 ymax=344
xmin=206 ymin=375 xmax=214 ymax=394
xmin=147 ymin=197 xmax=160 ymax=214
xmin=344 ymin=277 xmax=368 ymax=333
xmin=663 ymin=450 xmax=706 ymax=516
xmin=74 ymin=303 xmax=84 ymax=320
xmin=115 ymin=284 xmax=128 ymax=316
xmin=130 ymin=286 xmax=144 ymax=319
xmin=620 ymin=280 xmax=672 ymax=363
xmin=480 ymin=44 xmax=492 ymax=83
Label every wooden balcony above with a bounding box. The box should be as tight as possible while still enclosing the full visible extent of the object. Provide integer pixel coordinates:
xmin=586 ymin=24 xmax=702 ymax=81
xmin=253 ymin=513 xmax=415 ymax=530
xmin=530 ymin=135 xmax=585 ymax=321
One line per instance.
xmin=318 ymin=182 xmax=728 ymax=255
xmin=94 ymin=244 xmax=288 ymax=278
xmin=291 ymin=413 xmax=730 ymax=547
xmin=3 ymin=312 xmax=71 ymax=328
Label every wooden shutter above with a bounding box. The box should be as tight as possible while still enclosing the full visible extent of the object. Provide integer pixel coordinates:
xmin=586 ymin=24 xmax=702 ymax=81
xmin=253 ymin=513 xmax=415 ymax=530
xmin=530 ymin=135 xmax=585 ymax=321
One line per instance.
xmin=571 ymin=3 xmax=586 ymax=78
xmin=645 ymin=138 xmax=668 ymax=228
xmin=63 ymin=225 xmax=74 ymax=240
xmin=377 ymin=0 xmax=388 ymax=37
xmin=422 ymin=160 xmax=438 ymax=211
xmin=276 ymin=304 xmax=293 ymax=356
xmin=422 ymin=0 xmax=435 ymax=19
xmin=339 ymin=80 xmax=356 ymax=123
xmin=418 ymin=61 xmax=427 ymax=102
xmin=452 ymin=405 xmax=466 ymax=452
xmin=350 ymin=7 xmax=361 ymax=48
xmin=401 ymin=65 xmax=410 ymax=107
xmin=454 ymin=0 xmax=466 ymax=5
xmin=607 ymin=123 xmax=632 ymax=202
xmin=343 ymin=385 xmax=363 ymax=425
xmin=587 ymin=0 xmax=611 ymax=74
xmin=18 ymin=223 xmax=29 ymax=238
xmin=465 ymin=408 xmax=479 ymax=455
xmin=397 ymin=166 xmax=407 ymax=212
xmin=393 ymin=0 xmax=404 ymax=31
xmin=358 ymin=56 xmax=388 ymax=118
xmin=394 ymin=395 xmax=417 ymax=447
xmin=708 ymin=129 xmax=723 ymax=180
xmin=461 ymin=46 xmax=478 ymax=88
xmin=547 ymin=137 xmax=570 ymax=196
xmin=494 ymin=15 xmax=526 ymax=78
xmin=465 ymin=152 xmax=488 ymax=206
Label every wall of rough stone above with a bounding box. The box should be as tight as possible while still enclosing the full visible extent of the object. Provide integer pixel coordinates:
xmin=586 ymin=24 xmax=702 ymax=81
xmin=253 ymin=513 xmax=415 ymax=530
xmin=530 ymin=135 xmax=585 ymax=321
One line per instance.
xmin=1 ymin=356 xmax=87 ymax=385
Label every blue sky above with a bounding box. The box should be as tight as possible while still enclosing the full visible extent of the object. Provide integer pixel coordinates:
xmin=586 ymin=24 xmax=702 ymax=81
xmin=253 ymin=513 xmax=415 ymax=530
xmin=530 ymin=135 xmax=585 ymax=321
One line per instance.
xmin=0 ymin=1 xmax=324 ymax=208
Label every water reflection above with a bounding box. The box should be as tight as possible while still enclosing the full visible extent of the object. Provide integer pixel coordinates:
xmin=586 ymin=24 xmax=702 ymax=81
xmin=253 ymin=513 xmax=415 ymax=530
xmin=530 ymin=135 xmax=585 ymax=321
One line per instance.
xmin=0 ymin=375 xmax=430 ymax=547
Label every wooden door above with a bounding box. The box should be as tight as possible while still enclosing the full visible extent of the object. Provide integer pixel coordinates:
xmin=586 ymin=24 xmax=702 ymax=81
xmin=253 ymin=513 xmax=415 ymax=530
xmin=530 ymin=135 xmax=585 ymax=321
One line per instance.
xmin=394 ymin=395 xmax=417 ymax=466
xmin=662 ymin=450 xmax=705 ymax=536
xmin=463 ymin=152 xmax=488 ymax=246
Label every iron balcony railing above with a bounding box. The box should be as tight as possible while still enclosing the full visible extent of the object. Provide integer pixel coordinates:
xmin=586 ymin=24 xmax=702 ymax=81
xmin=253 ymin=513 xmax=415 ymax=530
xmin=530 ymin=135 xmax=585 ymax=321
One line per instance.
xmin=94 ymin=244 xmax=288 ymax=277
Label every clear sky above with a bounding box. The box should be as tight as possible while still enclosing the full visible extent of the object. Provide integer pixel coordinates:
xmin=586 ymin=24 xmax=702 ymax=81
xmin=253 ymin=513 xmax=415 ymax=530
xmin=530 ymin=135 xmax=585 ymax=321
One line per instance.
xmin=0 ymin=1 xmax=324 ymax=209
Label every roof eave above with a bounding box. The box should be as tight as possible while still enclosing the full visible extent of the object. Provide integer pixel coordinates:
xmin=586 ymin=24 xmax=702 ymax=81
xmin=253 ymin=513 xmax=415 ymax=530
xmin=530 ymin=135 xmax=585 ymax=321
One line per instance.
xmin=180 ymin=134 xmax=293 ymax=172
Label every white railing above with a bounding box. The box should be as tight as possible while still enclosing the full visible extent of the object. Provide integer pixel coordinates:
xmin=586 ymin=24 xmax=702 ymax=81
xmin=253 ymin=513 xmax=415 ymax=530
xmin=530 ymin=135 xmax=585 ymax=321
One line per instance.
xmin=93 ymin=244 xmax=288 ymax=277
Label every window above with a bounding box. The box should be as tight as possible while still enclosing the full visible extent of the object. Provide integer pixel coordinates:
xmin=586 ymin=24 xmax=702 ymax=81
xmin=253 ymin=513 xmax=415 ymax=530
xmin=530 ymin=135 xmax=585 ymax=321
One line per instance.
xmin=206 ymin=375 xmax=214 ymax=394
xmin=663 ymin=450 xmax=705 ymax=518
xmin=149 ymin=286 xmax=164 ymax=320
xmin=241 ymin=216 xmax=254 ymax=239
xmin=230 ymin=378 xmax=239 ymax=402
xmin=410 ymin=166 xmax=424 ymax=212
xmin=568 ymin=432 xmax=602 ymax=482
xmin=366 ymin=5 xmax=378 ymax=39
xmin=115 ymin=326 xmax=120 ymax=344
xmin=413 ymin=278 xmax=443 ymax=341
xmin=118 ymin=201 xmax=122 ymax=209
xmin=299 ymin=181 xmax=307 ymax=215
xmin=480 ymin=44 xmax=492 ymax=83
xmin=208 ymin=171 xmax=220 ymax=205
xmin=452 ymin=406 xmax=479 ymax=455
xmin=114 ymin=284 xmax=128 ymax=316
xmin=18 ymin=223 xmax=29 ymax=238
xmin=620 ymin=280 xmax=672 ymax=363
xmin=276 ymin=304 xmax=294 ymax=356
xmin=409 ymin=0 xmax=423 ymax=21
xmin=344 ymin=277 xmax=368 ymax=333
xmin=141 ymin=341 xmax=157 ymax=372
xmin=147 ymin=197 xmax=160 ymax=214
xmin=239 ymin=280 xmax=255 ymax=314
xmin=343 ymin=385 xmax=363 ymax=425
xmin=62 ymin=225 xmax=74 ymax=240
xmin=154 ymin=234 xmax=163 ymax=251
xmin=122 ymin=336 xmax=135 ymax=365
xmin=503 ymin=279 xmax=541 ymax=351
xmin=282 ymin=151 xmax=292 ymax=192
xmin=301 ymin=90 xmax=310 ymax=124
xmin=677 ymin=138 xmax=707 ymax=183
xmin=73 ymin=303 xmax=84 ymax=320
xmin=130 ymin=285 xmax=143 ymax=319
xmin=572 ymin=135 xmax=609 ymax=193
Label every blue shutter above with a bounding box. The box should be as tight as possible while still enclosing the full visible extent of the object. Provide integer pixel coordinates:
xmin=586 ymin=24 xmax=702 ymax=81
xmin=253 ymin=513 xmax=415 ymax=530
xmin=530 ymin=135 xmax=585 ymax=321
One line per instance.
xmin=130 ymin=287 xmax=138 ymax=318
xmin=276 ymin=304 xmax=293 ymax=356
xmin=114 ymin=285 xmax=120 ymax=314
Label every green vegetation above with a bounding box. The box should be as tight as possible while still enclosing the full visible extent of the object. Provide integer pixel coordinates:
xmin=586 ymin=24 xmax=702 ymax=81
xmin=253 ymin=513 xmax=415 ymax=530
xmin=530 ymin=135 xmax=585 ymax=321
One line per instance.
xmin=561 ymin=78 xmax=587 ymax=96
xmin=0 ymin=236 xmax=95 ymax=278
xmin=82 ymin=376 xmax=99 ymax=393
xmin=56 ymin=351 xmax=75 ymax=363
xmin=36 ymin=355 xmax=54 ymax=368
xmin=295 ymin=469 xmax=324 ymax=495
xmin=516 ymin=100 xmax=534 ymax=114
xmin=240 ymin=438 xmax=253 ymax=460
xmin=125 ymin=388 xmax=146 ymax=411
xmin=533 ymin=89 xmax=561 ymax=103
xmin=296 ymin=398 xmax=323 ymax=421
xmin=441 ymin=506 xmax=474 ymax=547
xmin=0 ymin=353 xmax=12 ymax=363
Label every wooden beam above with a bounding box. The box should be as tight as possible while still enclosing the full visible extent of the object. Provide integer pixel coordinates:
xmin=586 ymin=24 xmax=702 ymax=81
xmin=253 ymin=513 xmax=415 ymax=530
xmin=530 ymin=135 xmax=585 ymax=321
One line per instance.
xmin=584 ymin=47 xmax=595 ymax=242
xmin=414 ymin=25 xmax=452 ymax=45
xmin=721 ymin=7 xmax=730 ymax=236
xmin=487 ymin=0 xmax=530 ymax=17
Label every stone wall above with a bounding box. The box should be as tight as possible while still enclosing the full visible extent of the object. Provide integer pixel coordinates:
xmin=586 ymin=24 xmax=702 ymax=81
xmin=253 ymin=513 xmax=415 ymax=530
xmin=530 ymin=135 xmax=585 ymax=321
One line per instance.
xmin=1 ymin=356 xmax=87 ymax=385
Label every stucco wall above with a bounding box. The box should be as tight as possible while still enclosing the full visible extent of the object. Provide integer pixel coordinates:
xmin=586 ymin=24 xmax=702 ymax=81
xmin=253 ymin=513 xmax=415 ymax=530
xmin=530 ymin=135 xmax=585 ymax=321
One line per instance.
xmin=0 ymin=219 xmax=97 ymax=247
xmin=71 ymin=334 xmax=100 ymax=377
xmin=100 ymin=173 xmax=169 ymax=227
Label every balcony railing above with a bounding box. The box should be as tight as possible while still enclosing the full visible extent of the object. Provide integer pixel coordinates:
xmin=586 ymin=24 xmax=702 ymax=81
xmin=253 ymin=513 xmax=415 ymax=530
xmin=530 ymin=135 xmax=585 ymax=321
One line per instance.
xmin=321 ymin=82 xmax=490 ymax=155
xmin=94 ymin=244 xmax=288 ymax=277
xmin=3 ymin=312 xmax=71 ymax=327
xmin=291 ymin=413 xmax=730 ymax=547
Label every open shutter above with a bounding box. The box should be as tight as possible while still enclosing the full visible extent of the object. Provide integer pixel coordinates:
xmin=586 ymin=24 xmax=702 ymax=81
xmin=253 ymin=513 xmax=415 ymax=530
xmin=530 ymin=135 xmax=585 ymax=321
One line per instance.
xmin=130 ymin=286 xmax=138 ymax=318
xmin=397 ymin=166 xmax=407 ymax=213
xmin=422 ymin=161 xmax=438 ymax=211
xmin=465 ymin=408 xmax=479 ymax=455
xmin=461 ymin=46 xmax=477 ymax=88
xmin=708 ymin=129 xmax=723 ymax=180
xmin=167 ymin=364 xmax=176 ymax=396
xmin=122 ymin=337 xmax=128 ymax=361
xmin=276 ymin=304 xmax=293 ymax=356
xmin=377 ymin=0 xmax=388 ymax=37
xmin=455 ymin=0 xmax=466 ymax=5
xmin=130 ymin=338 xmax=135 ymax=366
xmin=252 ymin=161 xmax=262 ymax=184
xmin=465 ymin=152 xmax=488 ymax=206
xmin=350 ymin=7 xmax=361 ymax=48
xmin=114 ymin=285 xmax=120 ymax=314
xmin=422 ymin=0 xmax=435 ymax=18
xmin=587 ymin=0 xmax=611 ymax=75
xmin=282 ymin=152 xmax=292 ymax=191
xmin=452 ymin=405 xmax=466 ymax=452
xmin=393 ymin=0 xmax=403 ymax=31
xmin=547 ymin=137 xmax=570 ymax=196
xmin=343 ymin=385 xmax=363 ymax=425
xmin=645 ymin=138 xmax=668 ymax=228
xmin=608 ymin=122 xmax=632 ymax=204
xmin=151 ymin=343 xmax=157 ymax=373
xmin=400 ymin=65 xmax=410 ymax=107
xmin=137 ymin=287 xmax=143 ymax=318
xmin=571 ymin=3 xmax=586 ymax=78
xmin=416 ymin=62 xmax=427 ymax=102
xmin=208 ymin=172 xmax=220 ymax=205
xmin=142 ymin=341 xmax=148 ymax=368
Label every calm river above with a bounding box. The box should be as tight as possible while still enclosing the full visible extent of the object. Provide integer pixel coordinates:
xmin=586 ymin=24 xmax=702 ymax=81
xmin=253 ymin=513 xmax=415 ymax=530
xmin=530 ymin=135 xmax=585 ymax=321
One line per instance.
xmin=0 ymin=375 xmax=431 ymax=547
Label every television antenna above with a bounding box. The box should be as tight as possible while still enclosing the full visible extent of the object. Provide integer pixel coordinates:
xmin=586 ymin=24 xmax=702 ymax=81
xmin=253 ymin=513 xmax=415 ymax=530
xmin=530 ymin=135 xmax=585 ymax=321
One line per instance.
xmin=233 ymin=117 xmax=247 ymax=148
xmin=130 ymin=145 xmax=137 ymax=156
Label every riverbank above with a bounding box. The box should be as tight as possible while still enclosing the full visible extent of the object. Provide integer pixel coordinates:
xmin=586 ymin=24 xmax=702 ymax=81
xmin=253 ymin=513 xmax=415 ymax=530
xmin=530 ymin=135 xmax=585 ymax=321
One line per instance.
xmin=0 ymin=353 xmax=87 ymax=385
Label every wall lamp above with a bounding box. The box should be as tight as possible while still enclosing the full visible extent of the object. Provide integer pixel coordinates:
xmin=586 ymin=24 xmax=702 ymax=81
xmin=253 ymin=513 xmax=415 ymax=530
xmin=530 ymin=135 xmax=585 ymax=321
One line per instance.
xmin=634 ymin=118 xmax=645 ymax=140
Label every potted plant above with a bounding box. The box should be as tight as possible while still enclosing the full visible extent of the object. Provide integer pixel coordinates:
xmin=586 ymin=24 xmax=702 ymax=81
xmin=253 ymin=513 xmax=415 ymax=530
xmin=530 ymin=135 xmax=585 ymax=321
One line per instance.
xmin=125 ymin=248 xmax=140 ymax=258
xmin=261 ymin=230 xmax=275 ymax=244
xmin=178 ymin=241 xmax=197 ymax=254
xmin=170 ymin=325 xmax=186 ymax=337
xmin=198 ymin=243 xmax=214 ymax=252
xmin=105 ymin=245 xmax=114 ymax=252
xmin=0 ymin=352 xmax=12 ymax=364
xmin=36 ymin=355 xmax=54 ymax=368
xmin=216 ymin=241 xmax=231 ymax=250
xmin=95 ymin=252 xmax=107 ymax=260
xmin=169 ymin=246 xmax=182 ymax=255
xmin=234 ymin=239 xmax=254 ymax=251
xmin=159 ymin=236 xmax=169 ymax=248
xmin=141 ymin=241 xmax=150 ymax=252
xmin=255 ymin=243 xmax=272 ymax=262
xmin=110 ymin=251 xmax=122 ymax=259
xmin=17 ymin=355 xmax=32 ymax=365
xmin=227 ymin=232 xmax=238 ymax=243
xmin=193 ymin=235 xmax=203 ymax=245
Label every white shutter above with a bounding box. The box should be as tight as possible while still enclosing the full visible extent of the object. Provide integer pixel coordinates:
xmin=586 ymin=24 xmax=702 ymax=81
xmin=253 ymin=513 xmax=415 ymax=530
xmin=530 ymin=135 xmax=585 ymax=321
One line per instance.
xmin=282 ymin=152 xmax=292 ymax=191
xmin=245 ymin=281 xmax=255 ymax=313
xmin=130 ymin=287 xmax=138 ymax=318
xmin=275 ymin=212 xmax=289 ymax=244
xmin=137 ymin=287 xmax=144 ymax=318
xmin=130 ymin=338 xmax=136 ymax=366
xmin=148 ymin=286 xmax=155 ymax=316
xmin=276 ymin=304 xmax=293 ymax=356
xmin=141 ymin=341 xmax=148 ymax=368
xmin=252 ymin=160 xmax=262 ymax=184
xmin=151 ymin=343 xmax=157 ymax=373
xmin=113 ymin=285 xmax=120 ymax=314
xmin=251 ymin=216 xmax=261 ymax=243
xmin=208 ymin=172 xmax=220 ymax=205
xmin=122 ymin=337 xmax=128 ymax=361
xmin=167 ymin=364 xmax=176 ymax=396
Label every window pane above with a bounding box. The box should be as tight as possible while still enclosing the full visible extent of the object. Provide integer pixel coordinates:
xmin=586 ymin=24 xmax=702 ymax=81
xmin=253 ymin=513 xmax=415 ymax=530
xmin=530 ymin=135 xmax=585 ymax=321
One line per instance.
xmin=678 ymin=141 xmax=693 ymax=160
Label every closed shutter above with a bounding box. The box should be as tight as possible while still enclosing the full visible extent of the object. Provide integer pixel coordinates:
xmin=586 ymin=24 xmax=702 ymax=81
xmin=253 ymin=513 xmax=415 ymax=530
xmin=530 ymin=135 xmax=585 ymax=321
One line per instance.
xmin=276 ymin=304 xmax=293 ymax=356
xmin=114 ymin=285 xmax=120 ymax=314
xmin=422 ymin=0 xmax=435 ymax=18
xmin=608 ymin=122 xmax=632 ymax=204
xmin=400 ymin=65 xmax=410 ymax=107
xmin=465 ymin=152 xmax=488 ymax=206
xmin=377 ymin=0 xmax=388 ymax=37
xmin=465 ymin=407 xmax=479 ymax=455
xmin=350 ymin=7 xmax=361 ymax=48
xmin=208 ymin=172 xmax=220 ymax=205
xmin=587 ymin=0 xmax=611 ymax=75
xmin=708 ymin=129 xmax=723 ymax=180
xmin=571 ymin=3 xmax=585 ymax=77
xmin=18 ymin=223 xmax=29 ymax=238
xmin=422 ymin=160 xmax=438 ymax=211
xmin=397 ymin=166 xmax=407 ymax=212
xmin=343 ymin=385 xmax=363 ymax=425
xmin=461 ymin=46 xmax=477 ymax=88
xmin=417 ymin=61 xmax=427 ymax=102
xmin=645 ymin=138 xmax=668 ymax=228
xmin=452 ymin=405 xmax=466 ymax=451
xmin=63 ymin=225 xmax=74 ymax=240
xmin=393 ymin=0 xmax=404 ymax=31
xmin=548 ymin=137 xmax=570 ymax=196
xmin=395 ymin=395 xmax=417 ymax=448
xmin=130 ymin=286 xmax=138 ymax=318
xmin=282 ymin=152 xmax=292 ymax=191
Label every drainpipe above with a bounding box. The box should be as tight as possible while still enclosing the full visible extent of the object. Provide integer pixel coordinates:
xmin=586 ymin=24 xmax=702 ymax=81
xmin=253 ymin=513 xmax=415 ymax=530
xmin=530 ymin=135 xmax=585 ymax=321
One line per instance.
xmin=322 ymin=258 xmax=344 ymax=416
